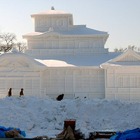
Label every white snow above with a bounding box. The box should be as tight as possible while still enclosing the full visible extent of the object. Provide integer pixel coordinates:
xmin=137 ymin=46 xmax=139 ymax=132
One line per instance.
xmin=36 ymin=59 xmax=75 ymax=67
xmin=0 ymin=96 xmax=140 ymax=138
xmin=31 ymin=9 xmax=70 ymax=16
xmin=35 ymin=53 xmax=121 ymax=67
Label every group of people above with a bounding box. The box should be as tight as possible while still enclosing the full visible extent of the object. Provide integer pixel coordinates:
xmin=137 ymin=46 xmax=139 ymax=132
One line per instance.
xmin=8 ymin=88 xmax=24 ymax=97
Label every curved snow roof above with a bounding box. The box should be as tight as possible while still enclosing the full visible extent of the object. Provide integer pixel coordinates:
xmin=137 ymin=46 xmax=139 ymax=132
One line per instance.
xmin=36 ymin=59 xmax=75 ymax=67
xmin=60 ymin=26 xmax=108 ymax=35
xmin=35 ymin=53 xmax=120 ymax=67
xmin=23 ymin=26 xmax=108 ymax=38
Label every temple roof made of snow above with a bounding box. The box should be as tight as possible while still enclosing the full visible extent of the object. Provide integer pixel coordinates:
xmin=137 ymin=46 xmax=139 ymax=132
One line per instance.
xmin=35 ymin=52 xmax=121 ymax=67
xmin=101 ymin=49 xmax=140 ymax=68
xmin=23 ymin=26 xmax=108 ymax=37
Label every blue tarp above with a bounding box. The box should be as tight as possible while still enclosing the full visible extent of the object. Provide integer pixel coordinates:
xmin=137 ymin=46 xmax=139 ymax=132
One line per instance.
xmin=110 ymin=128 xmax=140 ymax=140
xmin=0 ymin=126 xmax=26 ymax=138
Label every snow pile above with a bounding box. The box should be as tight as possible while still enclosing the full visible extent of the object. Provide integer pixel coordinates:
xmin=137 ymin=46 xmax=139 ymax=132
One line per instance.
xmin=0 ymin=96 xmax=139 ymax=138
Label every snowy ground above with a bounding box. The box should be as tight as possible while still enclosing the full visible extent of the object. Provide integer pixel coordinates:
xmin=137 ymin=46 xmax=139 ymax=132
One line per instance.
xmin=0 ymin=96 xmax=139 ymax=138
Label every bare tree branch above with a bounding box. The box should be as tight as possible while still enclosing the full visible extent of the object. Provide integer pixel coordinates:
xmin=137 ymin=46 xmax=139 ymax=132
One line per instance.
xmin=16 ymin=42 xmax=27 ymax=52
xmin=0 ymin=32 xmax=16 ymax=52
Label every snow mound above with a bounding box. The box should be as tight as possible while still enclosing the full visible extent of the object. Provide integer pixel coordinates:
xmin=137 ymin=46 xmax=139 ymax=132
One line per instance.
xmin=0 ymin=96 xmax=139 ymax=138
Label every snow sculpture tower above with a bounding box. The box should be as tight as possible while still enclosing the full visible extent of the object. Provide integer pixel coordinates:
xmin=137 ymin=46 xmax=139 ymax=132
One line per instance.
xmin=23 ymin=7 xmax=109 ymax=58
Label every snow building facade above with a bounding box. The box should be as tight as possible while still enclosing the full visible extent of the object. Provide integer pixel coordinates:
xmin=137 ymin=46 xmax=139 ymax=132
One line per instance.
xmin=23 ymin=7 xmax=108 ymax=57
xmin=0 ymin=8 xmax=140 ymax=101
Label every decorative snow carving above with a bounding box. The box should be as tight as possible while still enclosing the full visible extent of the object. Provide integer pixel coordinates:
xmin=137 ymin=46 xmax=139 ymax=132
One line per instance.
xmin=112 ymin=49 xmax=140 ymax=62
xmin=121 ymin=54 xmax=139 ymax=62
xmin=0 ymin=52 xmax=46 ymax=72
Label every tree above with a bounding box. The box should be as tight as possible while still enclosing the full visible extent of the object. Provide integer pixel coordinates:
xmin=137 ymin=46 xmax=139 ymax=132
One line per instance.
xmin=16 ymin=41 xmax=27 ymax=52
xmin=0 ymin=32 xmax=16 ymax=52
xmin=114 ymin=45 xmax=140 ymax=52
xmin=114 ymin=48 xmax=126 ymax=52
xmin=0 ymin=32 xmax=27 ymax=53
xmin=128 ymin=45 xmax=136 ymax=50
xmin=126 ymin=45 xmax=140 ymax=52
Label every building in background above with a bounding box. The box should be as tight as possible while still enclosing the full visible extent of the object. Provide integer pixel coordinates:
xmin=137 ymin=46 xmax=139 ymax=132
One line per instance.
xmin=0 ymin=8 xmax=140 ymax=101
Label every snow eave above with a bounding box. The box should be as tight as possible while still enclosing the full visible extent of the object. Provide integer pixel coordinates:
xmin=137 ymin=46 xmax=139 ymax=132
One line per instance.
xmin=22 ymin=32 xmax=108 ymax=38
xmin=22 ymin=32 xmax=43 ymax=38
xmin=40 ymin=66 xmax=100 ymax=68
xmin=61 ymin=34 xmax=108 ymax=37
xmin=101 ymin=62 xmax=140 ymax=69
xmin=65 ymin=66 xmax=101 ymax=69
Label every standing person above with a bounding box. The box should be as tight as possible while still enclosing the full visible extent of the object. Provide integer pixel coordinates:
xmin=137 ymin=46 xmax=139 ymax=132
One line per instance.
xmin=19 ymin=88 xmax=24 ymax=97
xmin=8 ymin=88 xmax=12 ymax=97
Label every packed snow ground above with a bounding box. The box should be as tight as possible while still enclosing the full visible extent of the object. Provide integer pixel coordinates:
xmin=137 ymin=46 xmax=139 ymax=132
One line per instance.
xmin=0 ymin=96 xmax=140 ymax=138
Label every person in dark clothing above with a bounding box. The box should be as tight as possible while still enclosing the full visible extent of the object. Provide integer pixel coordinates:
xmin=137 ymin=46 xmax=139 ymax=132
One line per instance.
xmin=19 ymin=88 xmax=24 ymax=97
xmin=56 ymin=94 xmax=64 ymax=101
xmin=8 ymin=88 xmax=12 ymax=97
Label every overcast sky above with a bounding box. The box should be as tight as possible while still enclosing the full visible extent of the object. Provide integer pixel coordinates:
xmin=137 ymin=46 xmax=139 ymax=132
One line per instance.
xmin=0 ymin=0 xmax=140 ymax=51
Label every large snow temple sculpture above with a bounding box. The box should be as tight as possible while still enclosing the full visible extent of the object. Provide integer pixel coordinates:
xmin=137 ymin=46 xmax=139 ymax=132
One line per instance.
xmin=0 ymin=7 xmax=140 ymax=101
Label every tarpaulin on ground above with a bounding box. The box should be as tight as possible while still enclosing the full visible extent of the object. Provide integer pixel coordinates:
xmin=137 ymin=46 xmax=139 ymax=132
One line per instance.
xmin=110 ymin=128 xmax=140 ymax=140
xmin=0 ymin=126 xmax=26 ymax=138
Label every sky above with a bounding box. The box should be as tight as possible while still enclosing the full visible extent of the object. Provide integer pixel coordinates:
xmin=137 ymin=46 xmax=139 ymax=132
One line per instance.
xmin=0 ymin=0 xmax=140 ymax=51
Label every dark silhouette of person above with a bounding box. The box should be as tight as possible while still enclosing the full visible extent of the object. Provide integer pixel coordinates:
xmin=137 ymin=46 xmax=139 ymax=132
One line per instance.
xmin=8 ymin=88 xmax=12 ymax=97
xmin=56 ymin=94 xmax=64 ymax=101
xmin=19 ymin=88 xmax=24 ymax=97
